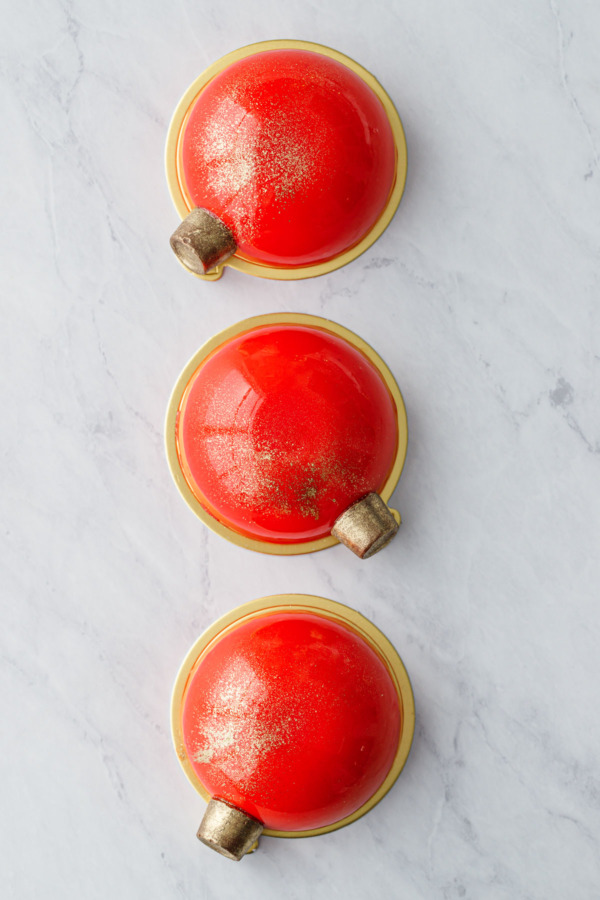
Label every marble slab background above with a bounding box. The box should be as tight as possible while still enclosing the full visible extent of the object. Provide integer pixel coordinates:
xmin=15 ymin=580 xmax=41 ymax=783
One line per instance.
xmin=2 ymin=1 xmax=600 ymax=897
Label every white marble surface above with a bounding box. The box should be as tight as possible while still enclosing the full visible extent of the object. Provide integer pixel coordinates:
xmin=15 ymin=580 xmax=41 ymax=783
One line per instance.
xmin=3 ymin=1 xmax=600 ymax=897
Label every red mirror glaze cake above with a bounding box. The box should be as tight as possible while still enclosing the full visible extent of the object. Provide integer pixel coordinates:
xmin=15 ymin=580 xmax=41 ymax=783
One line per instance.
xmin=167 ymin=44 xmax=406 ymax=278
xmin=181 ymin=611 xmax=401 ymax=832
xmin=175 ymin=323 xmax=399 ymax=545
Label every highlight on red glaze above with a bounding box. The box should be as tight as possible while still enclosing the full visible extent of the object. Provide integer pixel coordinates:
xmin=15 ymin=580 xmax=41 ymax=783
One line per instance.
xmin=181 ymin=612 xmax=402 ymax=832
xmin=176 ymin=324 xmax=398 ymax=544
xmin=180 ymin=48 xmax=397 ymax=268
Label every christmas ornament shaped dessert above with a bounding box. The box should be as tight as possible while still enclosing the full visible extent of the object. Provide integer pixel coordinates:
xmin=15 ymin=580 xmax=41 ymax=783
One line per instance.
xmin=172 ymin=595 xmax=415 ymax=859
xmin=165 ymin=40 xmax=407 ymax=281
xmin=165 ymin=313 xmax=408 ymax=558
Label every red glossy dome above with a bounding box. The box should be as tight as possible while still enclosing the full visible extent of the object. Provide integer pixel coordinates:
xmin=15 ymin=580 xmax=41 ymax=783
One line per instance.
xmin=176 ymin=324 xmax=398 ymax=544
xmin=181 ymin=612 xmax=401 ymax=832
xmin=180 ymin=48 xmax=397 ymax=267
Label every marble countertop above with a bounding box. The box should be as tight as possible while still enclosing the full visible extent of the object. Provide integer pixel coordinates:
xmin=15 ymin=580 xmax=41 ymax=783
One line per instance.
xmin=3 ymin=1 xmax=600 ymax=897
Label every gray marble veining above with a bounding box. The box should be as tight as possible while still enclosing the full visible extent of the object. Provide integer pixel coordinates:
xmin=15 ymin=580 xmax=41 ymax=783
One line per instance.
xmin=2 ymin=1 xmax=600 ymax=897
